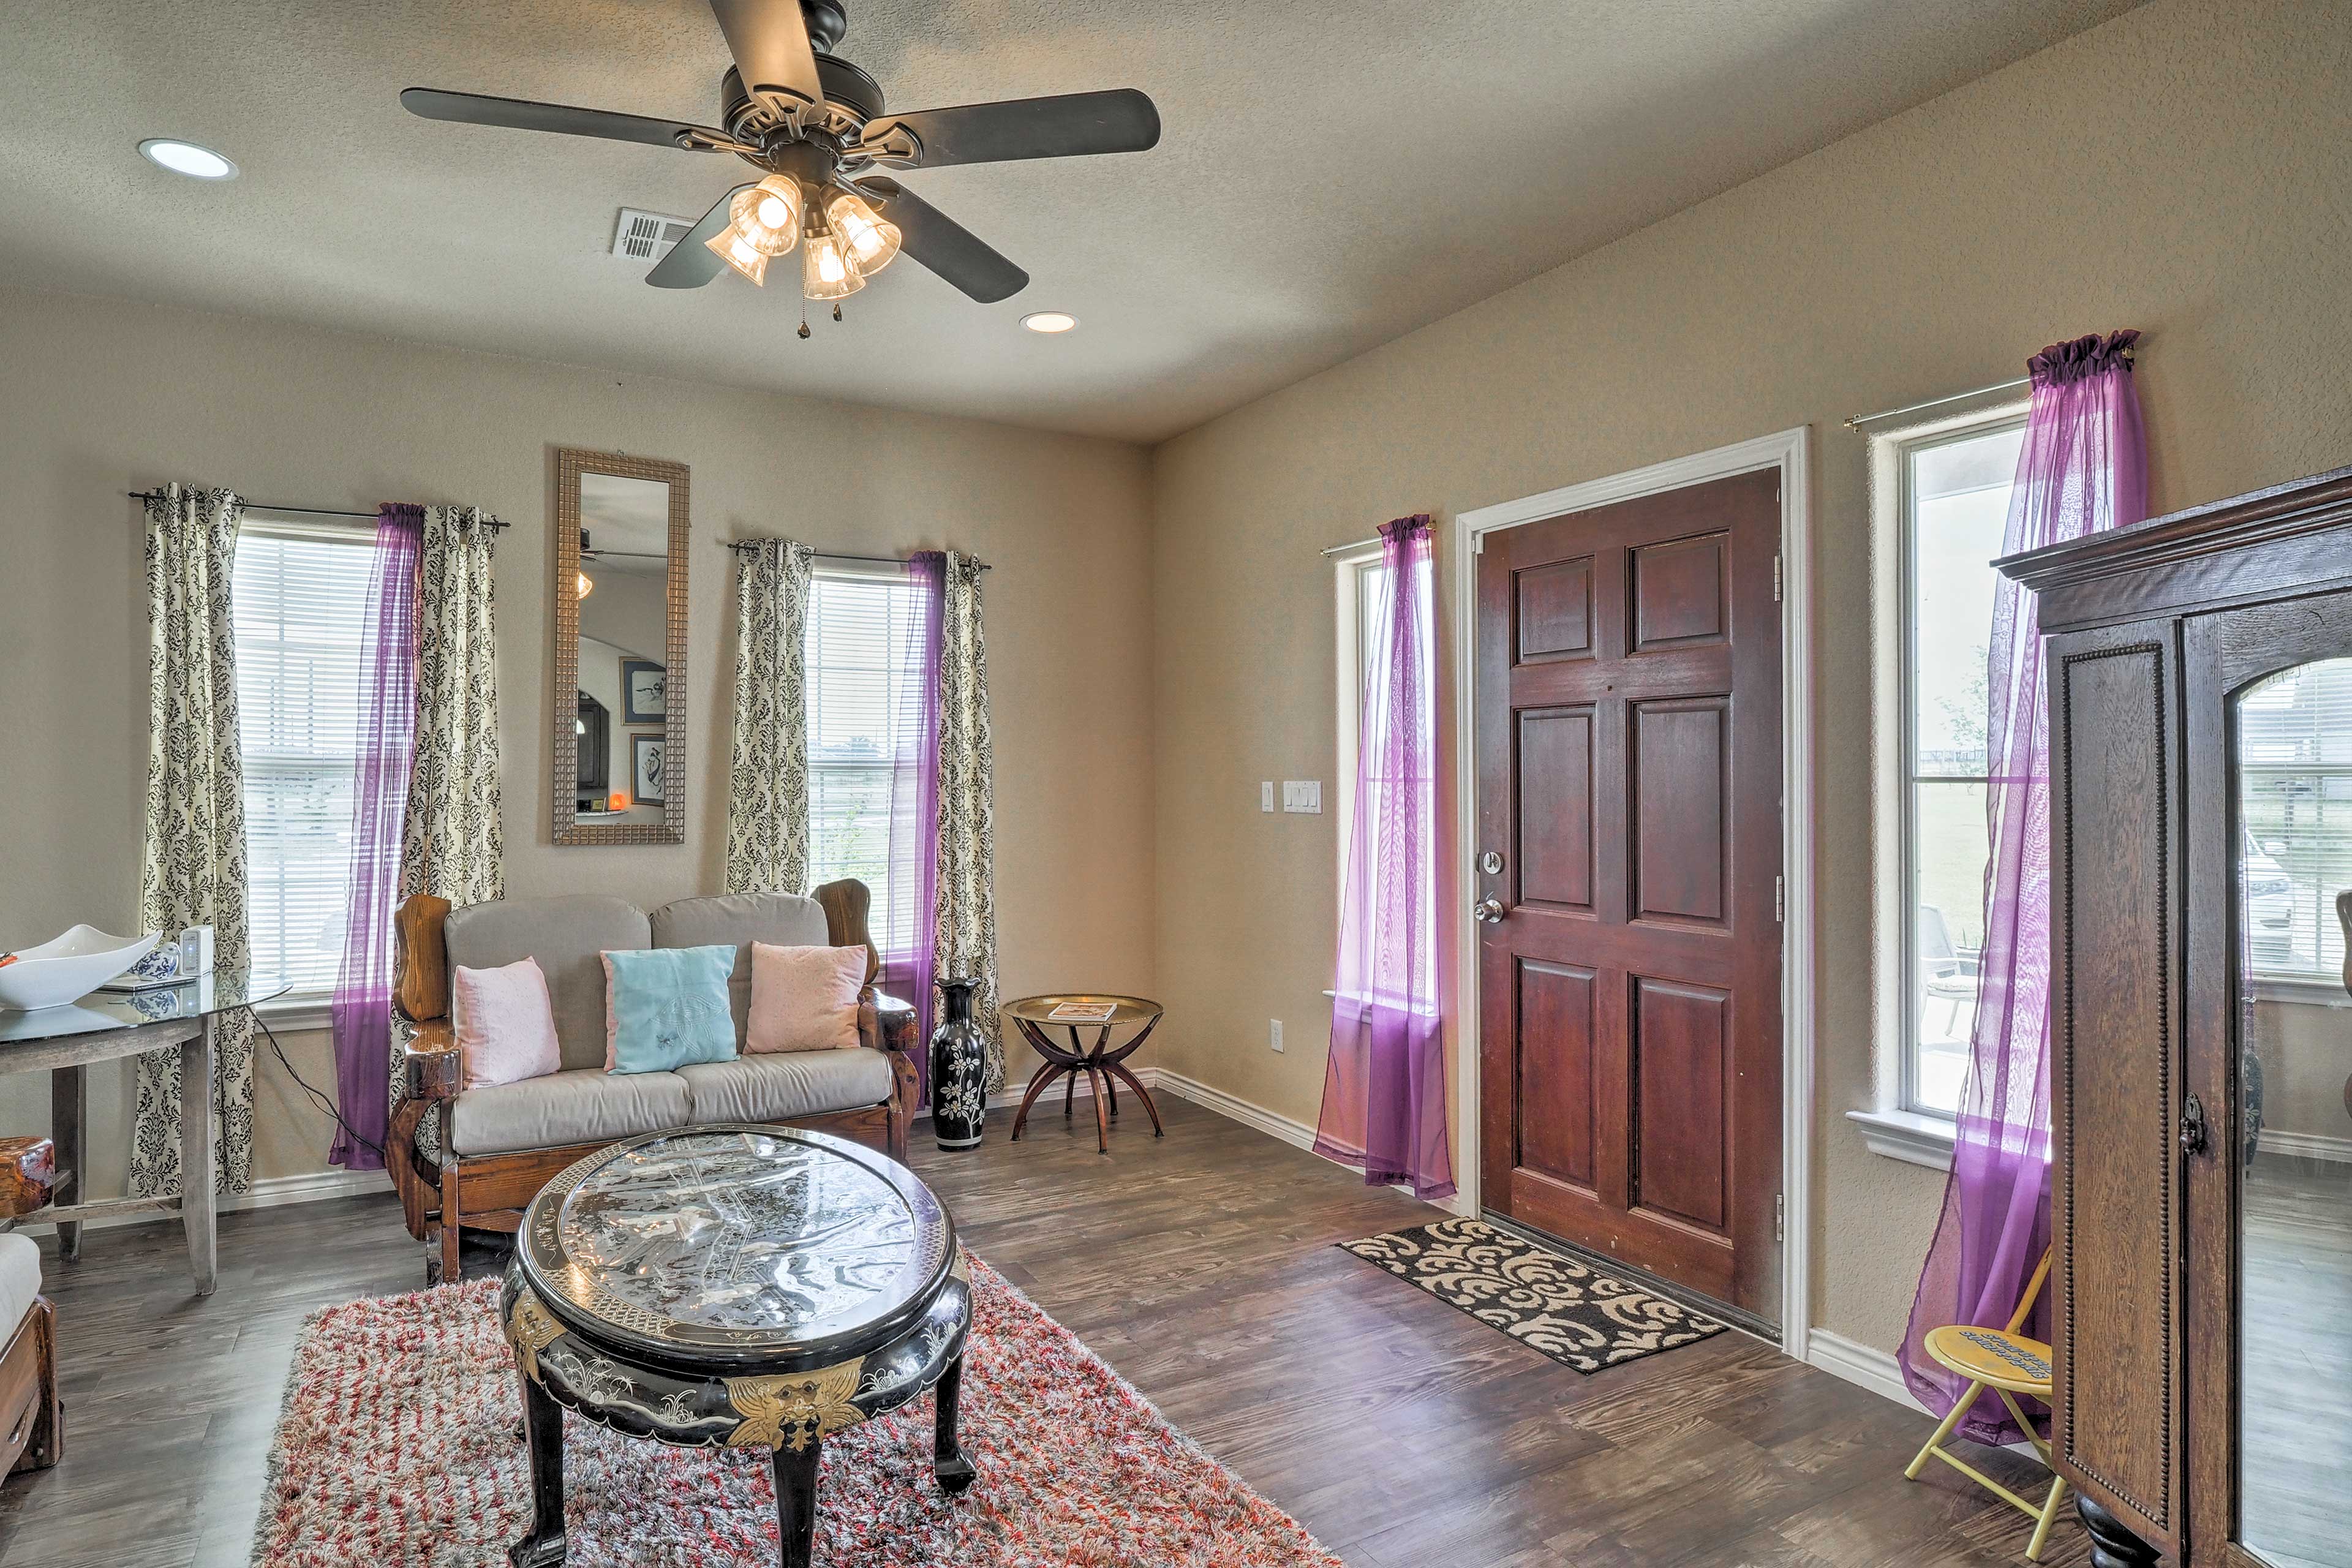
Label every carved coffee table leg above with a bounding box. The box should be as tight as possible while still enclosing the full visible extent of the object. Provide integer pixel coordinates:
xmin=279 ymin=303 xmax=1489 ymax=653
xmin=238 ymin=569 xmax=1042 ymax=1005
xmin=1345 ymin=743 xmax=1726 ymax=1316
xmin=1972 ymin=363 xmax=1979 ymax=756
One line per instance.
xmin=935 ymin=1351 xmax=976 ymax=1494
xmin=1105 ymin=1060 xmax=1164 ymax=1137
xmin=50 ymin=1065 xmax=83 ymax=1261
xmin=1009 ymin=1064 xmax=1058 ymax=1142
xmin=2077 ymin=1495 xmax=2157 ymax=1568
xmin=773 ymin=1438 xmax=823 ymax=1568
xmin=510 ymin=1373 xmax=568 ymax=1567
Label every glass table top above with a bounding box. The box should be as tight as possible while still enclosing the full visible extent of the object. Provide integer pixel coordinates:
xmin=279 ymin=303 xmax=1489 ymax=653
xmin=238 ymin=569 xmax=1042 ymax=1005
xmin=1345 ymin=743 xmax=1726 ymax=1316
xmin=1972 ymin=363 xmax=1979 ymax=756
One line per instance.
xmin=0 ymin=968 xmax=290 ymax=1043
xmin=519 ymin=1126 xmax=956 ymax=1363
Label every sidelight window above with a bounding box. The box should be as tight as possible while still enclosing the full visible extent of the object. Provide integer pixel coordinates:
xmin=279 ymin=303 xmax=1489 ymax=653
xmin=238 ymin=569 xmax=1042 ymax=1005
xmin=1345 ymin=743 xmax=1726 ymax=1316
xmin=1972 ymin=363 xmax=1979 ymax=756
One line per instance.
xmin=1891 ymin=416 xmax=2026 ymax=1118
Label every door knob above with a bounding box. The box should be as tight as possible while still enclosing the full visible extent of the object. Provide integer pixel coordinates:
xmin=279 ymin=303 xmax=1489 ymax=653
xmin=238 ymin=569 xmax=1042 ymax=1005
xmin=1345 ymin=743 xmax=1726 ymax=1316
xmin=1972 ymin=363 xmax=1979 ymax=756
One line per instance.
xmin=1474 ymin=897 xmax=1506 ymax=925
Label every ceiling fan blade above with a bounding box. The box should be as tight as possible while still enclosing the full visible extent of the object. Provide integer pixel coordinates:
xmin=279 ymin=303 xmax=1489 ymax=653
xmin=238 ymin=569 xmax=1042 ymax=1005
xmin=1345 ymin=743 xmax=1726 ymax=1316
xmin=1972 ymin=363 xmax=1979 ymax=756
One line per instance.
xmin=646 ymin=186 xmax=753 ymax=288
xmin=400 ymin=88 xmax=736 ymax=151
xmin=855 ymin=178 xmax=1028 ymax=303
xmin=707 ymin=0 xmax=824 ymax=115
xmin=861 ymin=89 xmax=1159 ymax=169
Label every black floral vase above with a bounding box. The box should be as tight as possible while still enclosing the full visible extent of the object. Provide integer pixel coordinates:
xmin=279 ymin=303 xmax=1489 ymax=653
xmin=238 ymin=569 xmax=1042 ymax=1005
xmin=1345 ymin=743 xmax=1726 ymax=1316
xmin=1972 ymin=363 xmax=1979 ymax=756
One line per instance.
xmin=929 ymin=976 xmax=987 ymax=1152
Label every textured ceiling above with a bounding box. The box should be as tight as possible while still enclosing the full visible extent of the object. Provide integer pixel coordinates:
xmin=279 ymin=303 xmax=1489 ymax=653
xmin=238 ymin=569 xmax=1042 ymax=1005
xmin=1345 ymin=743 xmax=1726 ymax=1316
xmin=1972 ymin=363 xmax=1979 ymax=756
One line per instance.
xmin=0 ymin=0 xmax=2139 ymax=442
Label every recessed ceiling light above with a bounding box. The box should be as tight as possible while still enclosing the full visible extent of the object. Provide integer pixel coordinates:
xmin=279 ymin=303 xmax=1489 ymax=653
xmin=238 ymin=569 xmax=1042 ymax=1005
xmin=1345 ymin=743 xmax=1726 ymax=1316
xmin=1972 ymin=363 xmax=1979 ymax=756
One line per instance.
xmin=138 ymin=138 xmax=238 ymax=180
xmin=1021 ymin=312 xmax=1078 ymax=334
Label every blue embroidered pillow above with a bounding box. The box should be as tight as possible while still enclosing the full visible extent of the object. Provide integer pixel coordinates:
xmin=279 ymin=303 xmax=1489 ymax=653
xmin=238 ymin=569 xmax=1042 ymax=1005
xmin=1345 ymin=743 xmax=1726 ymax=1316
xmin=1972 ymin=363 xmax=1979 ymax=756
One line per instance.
xmin=601 ymin=945 xmax=738 ymax=1074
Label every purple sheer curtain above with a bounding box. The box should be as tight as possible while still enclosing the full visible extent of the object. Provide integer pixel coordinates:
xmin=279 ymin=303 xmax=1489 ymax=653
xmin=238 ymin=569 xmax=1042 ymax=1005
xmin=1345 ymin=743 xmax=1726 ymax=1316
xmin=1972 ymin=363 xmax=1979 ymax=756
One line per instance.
xmin=881 ymin=552 xmax=944 ymax=1101
xmin=1314 ymin=515 xmax=1454 ymax=1200
xmin=328 ymin=505 xmax=423 ymax=1170
xmin=1901 ymin=332 xmax=2146 ymax=1442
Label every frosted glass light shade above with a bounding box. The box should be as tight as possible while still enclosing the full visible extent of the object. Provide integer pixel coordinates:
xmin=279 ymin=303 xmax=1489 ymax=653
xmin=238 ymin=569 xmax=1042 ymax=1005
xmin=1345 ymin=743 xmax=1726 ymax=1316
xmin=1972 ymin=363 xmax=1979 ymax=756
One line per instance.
xmin=729 ymin=176 xmax=804 ymax=257
xmin=825 ymin=190 xmax=901 ymax=274
xmin=802 ymin=230 xmax=865 ymax=300
xmin=705 ymin=224 xmax=772 ymax=285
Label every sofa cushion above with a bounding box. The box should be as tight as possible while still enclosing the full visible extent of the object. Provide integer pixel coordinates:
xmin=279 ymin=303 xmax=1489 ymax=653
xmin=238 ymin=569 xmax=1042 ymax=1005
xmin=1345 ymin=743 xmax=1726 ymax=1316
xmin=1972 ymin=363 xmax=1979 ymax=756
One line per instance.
xmin=0 ymin=1234 xmax=39 ymax=1335
xmin=748 ymin=943 xmax=867 ymax=1054
xmin=445 ymin=895 xmax=650 ymax=1072
xmin=602 ymin=946 xmax=739 ymax=1074
xmin=452 ymin=958 xmax=562 ymax=1089
xmin=650 ymin=892 xmax=831 ymax=1049
xmin=677 ymin=1049 xmax=894 ymax=1126
xmin=449 ymin=1066 xmax=691 ymax=1156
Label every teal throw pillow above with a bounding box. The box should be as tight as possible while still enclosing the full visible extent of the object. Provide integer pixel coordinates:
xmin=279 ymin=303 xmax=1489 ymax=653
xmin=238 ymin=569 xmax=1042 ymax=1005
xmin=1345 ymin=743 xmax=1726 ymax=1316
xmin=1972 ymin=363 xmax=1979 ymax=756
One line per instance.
xmin=602 ymin=944 xmax=738 ymax=1074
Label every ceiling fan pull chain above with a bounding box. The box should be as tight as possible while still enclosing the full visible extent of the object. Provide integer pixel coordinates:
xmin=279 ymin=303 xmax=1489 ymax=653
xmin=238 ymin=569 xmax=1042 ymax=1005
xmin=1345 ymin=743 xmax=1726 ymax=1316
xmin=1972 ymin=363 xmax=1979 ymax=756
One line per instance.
xmin=798 ymin=295 xmax=811 ymax=339
xmin=832 ymin=304 xmax=843 ymax=322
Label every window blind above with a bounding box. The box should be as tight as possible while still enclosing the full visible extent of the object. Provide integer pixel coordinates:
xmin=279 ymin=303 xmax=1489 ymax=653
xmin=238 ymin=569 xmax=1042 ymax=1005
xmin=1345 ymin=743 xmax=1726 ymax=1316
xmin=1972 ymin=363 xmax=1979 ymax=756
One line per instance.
xmin=233 ymin=527 xmax=375 ymax=995
xmin=804 ymin=567 xmax=924 ymax=952
xmin=2239 ymin=656 xmax=2352 ymax=978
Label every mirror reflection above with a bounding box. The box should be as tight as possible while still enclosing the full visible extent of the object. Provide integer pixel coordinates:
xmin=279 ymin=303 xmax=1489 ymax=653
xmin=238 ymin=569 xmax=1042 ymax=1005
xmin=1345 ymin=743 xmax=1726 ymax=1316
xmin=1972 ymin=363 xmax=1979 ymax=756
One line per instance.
xmin=2233 ymin=655 xmax=2352 ymax=1568
xmin=575 ymin=472 xmax=671 ymax=823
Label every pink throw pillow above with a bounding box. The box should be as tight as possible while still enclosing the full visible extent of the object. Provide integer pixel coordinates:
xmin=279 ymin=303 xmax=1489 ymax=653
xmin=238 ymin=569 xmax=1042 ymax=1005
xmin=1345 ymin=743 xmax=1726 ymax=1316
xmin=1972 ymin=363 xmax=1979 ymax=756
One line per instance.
xmin=747 ymin=943 xmax=867 ymax=1054
xmin=453 ymin=958 xmax=562 ymax=1090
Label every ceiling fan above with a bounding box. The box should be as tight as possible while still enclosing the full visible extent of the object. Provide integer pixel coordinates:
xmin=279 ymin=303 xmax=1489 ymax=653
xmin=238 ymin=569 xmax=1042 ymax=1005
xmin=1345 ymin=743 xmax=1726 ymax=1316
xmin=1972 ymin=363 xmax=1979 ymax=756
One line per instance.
xmin=401 ymin=0 xmax=1159 ymax=317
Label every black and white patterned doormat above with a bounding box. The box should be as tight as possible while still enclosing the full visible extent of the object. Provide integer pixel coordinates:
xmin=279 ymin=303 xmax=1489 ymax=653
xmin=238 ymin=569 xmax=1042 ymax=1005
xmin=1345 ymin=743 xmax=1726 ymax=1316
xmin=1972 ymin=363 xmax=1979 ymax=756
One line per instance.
xmin=1340 ymin=1217 xmax=1728 ymax=1373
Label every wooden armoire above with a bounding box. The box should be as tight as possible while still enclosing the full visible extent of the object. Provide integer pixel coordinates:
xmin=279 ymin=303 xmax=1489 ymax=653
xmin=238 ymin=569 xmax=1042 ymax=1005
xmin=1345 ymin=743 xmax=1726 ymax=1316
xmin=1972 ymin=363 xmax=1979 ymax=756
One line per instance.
xmin=1999 ymin=462 xmax=2352 ymax=1568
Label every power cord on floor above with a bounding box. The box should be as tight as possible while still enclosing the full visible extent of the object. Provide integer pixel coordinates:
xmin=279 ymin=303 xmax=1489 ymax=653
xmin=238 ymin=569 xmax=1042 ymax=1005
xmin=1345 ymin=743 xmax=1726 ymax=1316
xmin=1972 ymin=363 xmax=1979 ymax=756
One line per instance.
xmin=251 ymin=1007 xmax=386 ymax=1164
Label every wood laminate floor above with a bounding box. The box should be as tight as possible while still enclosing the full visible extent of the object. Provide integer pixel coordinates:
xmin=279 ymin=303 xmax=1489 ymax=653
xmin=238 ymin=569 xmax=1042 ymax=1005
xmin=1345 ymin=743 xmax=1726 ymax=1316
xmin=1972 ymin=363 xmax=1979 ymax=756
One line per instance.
xmin=0 ymin=1098 xmax=2087 ymax=1567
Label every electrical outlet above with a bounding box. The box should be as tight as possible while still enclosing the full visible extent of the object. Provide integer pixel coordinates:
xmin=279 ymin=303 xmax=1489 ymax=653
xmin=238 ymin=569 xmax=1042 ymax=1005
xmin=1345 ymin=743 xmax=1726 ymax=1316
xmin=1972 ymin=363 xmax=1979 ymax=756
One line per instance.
xmin=1270 ymin=1019 xmax=1284 ymax=1053
xmin=1261 ymin=781 xmax=1275 ymax=812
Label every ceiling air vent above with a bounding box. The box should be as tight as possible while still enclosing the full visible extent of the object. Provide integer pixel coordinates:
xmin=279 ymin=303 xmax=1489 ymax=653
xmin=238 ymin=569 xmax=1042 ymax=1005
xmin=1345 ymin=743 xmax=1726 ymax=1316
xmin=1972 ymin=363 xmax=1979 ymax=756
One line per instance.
xmin=611 ymin=207 xmax=697 ymax=264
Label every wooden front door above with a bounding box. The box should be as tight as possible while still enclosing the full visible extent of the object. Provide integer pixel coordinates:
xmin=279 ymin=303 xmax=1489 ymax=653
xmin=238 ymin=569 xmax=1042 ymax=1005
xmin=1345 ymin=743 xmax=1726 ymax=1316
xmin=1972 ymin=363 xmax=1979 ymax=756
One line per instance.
xmin=1475 ymin=469 xmax=1784 ymax=1321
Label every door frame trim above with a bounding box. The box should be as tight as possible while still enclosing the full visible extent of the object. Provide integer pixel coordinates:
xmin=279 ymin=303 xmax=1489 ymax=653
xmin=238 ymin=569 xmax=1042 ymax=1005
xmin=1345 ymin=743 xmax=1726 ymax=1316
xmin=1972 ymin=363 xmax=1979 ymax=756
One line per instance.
xmin=1448 ymin=425 xmax=1815 ymax=1355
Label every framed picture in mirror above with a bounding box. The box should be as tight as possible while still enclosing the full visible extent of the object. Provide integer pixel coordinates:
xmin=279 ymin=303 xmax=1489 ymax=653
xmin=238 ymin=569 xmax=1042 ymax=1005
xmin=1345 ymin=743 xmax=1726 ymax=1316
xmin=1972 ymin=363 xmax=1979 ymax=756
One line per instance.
xmin=554 ymin=447 xmax=688 ymax=845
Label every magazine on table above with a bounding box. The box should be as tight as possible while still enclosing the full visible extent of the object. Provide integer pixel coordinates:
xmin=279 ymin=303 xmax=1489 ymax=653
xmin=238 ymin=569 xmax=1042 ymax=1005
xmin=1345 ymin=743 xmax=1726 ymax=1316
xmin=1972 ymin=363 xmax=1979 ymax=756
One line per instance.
xmin=1045 ymin=1001 xmax=1120 ymax=1022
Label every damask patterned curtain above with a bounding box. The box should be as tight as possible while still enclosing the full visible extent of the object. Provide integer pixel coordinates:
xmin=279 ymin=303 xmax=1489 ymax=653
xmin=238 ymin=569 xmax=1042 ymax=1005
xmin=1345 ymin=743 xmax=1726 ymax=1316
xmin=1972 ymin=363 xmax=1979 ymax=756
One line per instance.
xmin=131 ymin=484 xmax=256 ymax=1197
xmin=933 ymin=551 xmax=1004 ymax=1091
xmin=724 ymin=538 xmax=816 ymax=894
xmin=400 ymin=505 xmax=503 ymax=906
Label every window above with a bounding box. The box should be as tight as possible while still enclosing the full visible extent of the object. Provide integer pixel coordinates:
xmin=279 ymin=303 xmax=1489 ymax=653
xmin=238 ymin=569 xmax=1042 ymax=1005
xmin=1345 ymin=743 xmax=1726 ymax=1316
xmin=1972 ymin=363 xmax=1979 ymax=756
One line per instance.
xmin=2237 ymin=658 xmax=2352 ymax=981
xmin=233 ymin=524 xmax=375 ymax=997
xmin=804 ymin=564 xmax=926 ymax=955
xmin=1333 ymin=541 xmax=1438 ymax=1008
xmin=1893 ymin=417 xmax=2025 ymax=1116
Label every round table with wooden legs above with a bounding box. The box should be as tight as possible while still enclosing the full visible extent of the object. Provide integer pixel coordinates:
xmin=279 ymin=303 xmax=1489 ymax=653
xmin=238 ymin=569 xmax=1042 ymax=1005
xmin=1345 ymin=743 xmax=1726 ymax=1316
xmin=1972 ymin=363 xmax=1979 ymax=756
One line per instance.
xmin=1004 ymin=995 xmax=1164 ymax=1155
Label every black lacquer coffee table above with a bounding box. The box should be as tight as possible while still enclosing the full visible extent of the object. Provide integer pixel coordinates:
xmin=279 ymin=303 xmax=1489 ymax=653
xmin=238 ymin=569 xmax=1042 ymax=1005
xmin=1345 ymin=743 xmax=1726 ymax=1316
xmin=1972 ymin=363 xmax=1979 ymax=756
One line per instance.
xmin=500 ymin=1125 xmax=976 ymax=1568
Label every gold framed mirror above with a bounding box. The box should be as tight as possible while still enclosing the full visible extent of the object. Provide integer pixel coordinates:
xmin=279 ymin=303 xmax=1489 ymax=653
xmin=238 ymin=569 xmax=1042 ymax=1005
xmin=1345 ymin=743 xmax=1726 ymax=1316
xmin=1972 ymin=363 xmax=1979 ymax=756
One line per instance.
xmin=552 ymin=447 xmax=688 ymax=846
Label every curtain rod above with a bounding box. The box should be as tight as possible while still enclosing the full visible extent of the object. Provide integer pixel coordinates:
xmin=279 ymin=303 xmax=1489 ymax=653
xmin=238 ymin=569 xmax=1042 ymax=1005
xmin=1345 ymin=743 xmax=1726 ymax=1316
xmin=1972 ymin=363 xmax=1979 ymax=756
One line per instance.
xmin=126 ymin=491 xmax=510 ymax=530
xmin=725 ymin=541 xmax=991 ymax=571
xmin=1320 ymin=537 xmax=1381 ymax=558
xmin=1844 ymin=347 xmax=2135 ymax=431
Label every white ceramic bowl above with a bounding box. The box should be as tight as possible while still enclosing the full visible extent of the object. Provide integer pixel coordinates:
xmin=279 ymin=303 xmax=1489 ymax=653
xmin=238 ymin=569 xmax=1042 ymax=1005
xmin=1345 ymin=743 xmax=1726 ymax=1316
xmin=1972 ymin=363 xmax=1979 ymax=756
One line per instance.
xmin=0 ymin=926 xmax=162 ymax=1011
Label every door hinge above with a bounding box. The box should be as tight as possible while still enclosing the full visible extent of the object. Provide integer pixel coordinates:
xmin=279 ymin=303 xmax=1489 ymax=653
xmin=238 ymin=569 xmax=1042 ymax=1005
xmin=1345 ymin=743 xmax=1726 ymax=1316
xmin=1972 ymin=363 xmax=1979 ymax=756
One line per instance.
xmin=1774 ymin=875 xmax=1785 ymax=922
xmin=1773 ymin=552 xmax=1783 ymax=603
xmin=1775 ymin=1192 xmax=1785 ymax=1242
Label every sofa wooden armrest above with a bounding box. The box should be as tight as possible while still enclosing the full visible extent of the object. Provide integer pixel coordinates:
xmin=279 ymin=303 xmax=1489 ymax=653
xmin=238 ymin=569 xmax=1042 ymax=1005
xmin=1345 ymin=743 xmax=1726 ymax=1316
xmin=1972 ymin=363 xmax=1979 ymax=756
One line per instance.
xmin=400 ymin=1018 xmax=461 ymax=1101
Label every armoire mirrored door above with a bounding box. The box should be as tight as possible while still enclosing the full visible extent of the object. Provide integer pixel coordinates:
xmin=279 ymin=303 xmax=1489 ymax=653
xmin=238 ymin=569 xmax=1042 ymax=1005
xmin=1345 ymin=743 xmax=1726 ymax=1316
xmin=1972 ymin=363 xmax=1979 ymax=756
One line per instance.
xmin=2231 ymin=655 xmax=2352 ymax=1568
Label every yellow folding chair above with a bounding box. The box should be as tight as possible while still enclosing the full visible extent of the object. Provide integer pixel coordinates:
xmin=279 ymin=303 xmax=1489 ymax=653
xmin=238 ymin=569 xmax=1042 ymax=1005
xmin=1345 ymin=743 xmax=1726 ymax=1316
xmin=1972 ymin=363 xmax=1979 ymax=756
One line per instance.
xmin=1904 ymin=1249 xmax=2068 ymax=1561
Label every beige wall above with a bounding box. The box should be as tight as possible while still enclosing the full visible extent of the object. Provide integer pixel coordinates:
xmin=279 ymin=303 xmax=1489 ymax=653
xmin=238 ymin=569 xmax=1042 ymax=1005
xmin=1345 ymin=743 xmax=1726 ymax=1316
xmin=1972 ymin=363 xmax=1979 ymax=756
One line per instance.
xmin=0 ymin=284 xmax=1155 ymax=1200
xmin=1148 ymin=0 xmax=2352 ymax=1355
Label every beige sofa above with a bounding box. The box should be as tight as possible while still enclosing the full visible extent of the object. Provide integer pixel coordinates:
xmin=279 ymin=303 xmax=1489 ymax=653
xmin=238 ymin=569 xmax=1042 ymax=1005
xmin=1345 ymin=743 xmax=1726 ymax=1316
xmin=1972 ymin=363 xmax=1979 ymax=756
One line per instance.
xmin=386 ymin=879 xmax=916 ymax=1281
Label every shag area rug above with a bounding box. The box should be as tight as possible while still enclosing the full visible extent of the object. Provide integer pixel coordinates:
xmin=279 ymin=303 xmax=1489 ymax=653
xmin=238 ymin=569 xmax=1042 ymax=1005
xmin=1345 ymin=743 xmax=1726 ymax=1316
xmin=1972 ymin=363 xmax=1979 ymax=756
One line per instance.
xmin=1341 ymin=1216 xmax=1727 ymax=1373
xmin=251 ymin=1254 xmax=1341 ymax=1567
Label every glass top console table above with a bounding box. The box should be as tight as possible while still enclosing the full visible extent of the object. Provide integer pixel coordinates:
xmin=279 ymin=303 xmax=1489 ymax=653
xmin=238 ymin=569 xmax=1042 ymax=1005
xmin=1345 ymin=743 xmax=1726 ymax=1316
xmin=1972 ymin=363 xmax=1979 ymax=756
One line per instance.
xmin=0 ymin=969 xmax=287 ymax=1295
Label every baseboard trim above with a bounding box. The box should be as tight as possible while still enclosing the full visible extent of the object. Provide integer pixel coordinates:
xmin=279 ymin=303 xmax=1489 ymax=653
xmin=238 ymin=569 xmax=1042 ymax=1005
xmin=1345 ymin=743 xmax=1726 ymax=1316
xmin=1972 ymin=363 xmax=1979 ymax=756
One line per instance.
xmin=1149 ymin=1068 xmax=1318 ymax=1152
xmin=13 ymin=1167 xmax=391 ymax=1237
xmin=2258 ymin=1127 xmax=2352 ymax=1164
xmin=1807 ymin=1329 xmax=1920 ymax=1411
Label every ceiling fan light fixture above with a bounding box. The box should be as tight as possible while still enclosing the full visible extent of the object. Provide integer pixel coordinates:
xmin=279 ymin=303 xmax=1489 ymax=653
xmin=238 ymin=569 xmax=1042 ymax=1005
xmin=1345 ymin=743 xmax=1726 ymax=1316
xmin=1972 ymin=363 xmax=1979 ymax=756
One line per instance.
xmin=801 ymin=228 xmax=864 ymax=301
xmin=705 ymin=222 xmax=773 ymax=285
xmin=825 ymin=190 xmax=901 ymax=274
xmin=728 ymin=175 xmax=805 ymax=257
xmin=576 ymin=569 xmax=595 ymax=598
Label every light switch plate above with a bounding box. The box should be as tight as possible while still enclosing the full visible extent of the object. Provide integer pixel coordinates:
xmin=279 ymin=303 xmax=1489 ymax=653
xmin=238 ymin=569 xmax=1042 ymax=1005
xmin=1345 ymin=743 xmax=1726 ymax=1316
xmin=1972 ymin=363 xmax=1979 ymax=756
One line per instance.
xmin=1282 ymin=780 xmax=1322 ymax=813
xmin=1261 ymin=781 xmax=1275 ymax=813
xmin=1270 ymin=1019 xmax=1284 ymax=1053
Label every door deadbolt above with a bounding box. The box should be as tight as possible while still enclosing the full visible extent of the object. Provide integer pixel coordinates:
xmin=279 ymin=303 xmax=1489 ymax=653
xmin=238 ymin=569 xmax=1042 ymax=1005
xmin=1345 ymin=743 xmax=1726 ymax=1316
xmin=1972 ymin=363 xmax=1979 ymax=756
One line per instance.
xmin=1480 ymin=850 xmax=1505 ymax=876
